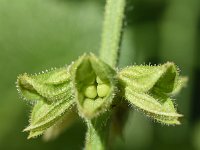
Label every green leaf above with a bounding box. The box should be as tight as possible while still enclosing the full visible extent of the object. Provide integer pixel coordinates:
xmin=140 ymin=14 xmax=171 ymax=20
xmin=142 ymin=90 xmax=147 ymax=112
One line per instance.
xmin=125 ymin=87 xmax=182 ymax=125
xmin=16 ymin=67 xmax=71 ymax=103
xmin=70 ymin=53 xmax=117 ymax=119
xmin=118 ymin=62 xmax=180 ymax=94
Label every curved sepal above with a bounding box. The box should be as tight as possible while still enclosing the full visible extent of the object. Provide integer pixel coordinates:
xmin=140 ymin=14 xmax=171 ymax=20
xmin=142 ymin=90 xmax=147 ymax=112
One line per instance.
xmin=171 ymin=76 xmax=188 ymax=95
xmin=23 ymin=82 xmax=74 ymax=139
xmin=118 ymin=62 xmax=182 ymax=94
xmin=70 ymin=53 xmax=117 ymax=119
xmin=16 ymin=67 xmax=71 ymax=103
xmin=125 ymin=87 xmax=182 ymax=125
xmin=42 ymin=108 xmax=79 ymax=141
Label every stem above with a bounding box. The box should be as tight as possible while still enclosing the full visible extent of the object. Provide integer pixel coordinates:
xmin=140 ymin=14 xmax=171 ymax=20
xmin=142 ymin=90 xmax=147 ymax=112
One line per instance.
xmin=99 ymin=0 xmax=126 ymax=68
xmin=84 ymin=114 xmax=110 ymax=150
xmin=85 ymin=121 xmax=103 ymax=150
xmin=84 ymin=0 xmax=126 ymax=149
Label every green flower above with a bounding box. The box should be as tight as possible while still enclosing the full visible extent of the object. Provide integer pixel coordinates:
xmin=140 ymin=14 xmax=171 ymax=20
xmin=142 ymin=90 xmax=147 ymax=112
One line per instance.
xmin=16 ymin=53 xmax=186 ymax=139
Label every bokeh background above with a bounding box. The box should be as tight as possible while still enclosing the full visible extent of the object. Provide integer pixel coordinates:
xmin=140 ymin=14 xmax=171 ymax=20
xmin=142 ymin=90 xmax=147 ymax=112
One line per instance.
xmin=0 ymin=0 xmax=200 ymax=149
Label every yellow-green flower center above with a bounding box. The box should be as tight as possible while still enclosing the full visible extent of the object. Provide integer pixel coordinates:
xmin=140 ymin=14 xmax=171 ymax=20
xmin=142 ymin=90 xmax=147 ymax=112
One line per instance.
xmin=84 ymin=76 xmax=110 ymax=99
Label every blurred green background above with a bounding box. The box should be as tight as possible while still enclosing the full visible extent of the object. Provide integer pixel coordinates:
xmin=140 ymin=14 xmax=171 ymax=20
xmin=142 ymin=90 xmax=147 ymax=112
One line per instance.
xmin=0 ymin=0 xmax=200 ymax=149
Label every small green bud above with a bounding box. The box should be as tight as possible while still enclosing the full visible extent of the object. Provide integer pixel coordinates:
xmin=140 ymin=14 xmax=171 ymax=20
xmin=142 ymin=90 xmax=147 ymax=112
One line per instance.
xmin=82 ymin=98 xmax=105 ymax=118
xmin=71 ymin=54 xmax=116 ymax=119
xmin=96 ymin=76 xmax=103 ymax=84
xmin=84 ymin=85 xmax=97 ymax=99
xmin=119 ymin=63 xmax=185 ymax=125
xmin=97 ymin=84 xmax=110 ymax=97
xmin=83 ymin=98 xmax=94 ymax=111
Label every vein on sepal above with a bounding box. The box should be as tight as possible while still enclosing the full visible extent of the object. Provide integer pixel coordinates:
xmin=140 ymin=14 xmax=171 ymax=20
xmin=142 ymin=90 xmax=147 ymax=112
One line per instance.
xmin=125 ymin=87 xmax=182 ymax=125
xmin=42 ymin=109 xmax=78 ymax=141
xmin=24 ymin=100 xmax=74 ymax=132
xmin=23 ymin=81 xmax=75 ymax=138
xmin=17 ymin=66 xmax=71 ymax=103
xmin=118 ymin=62 xmax=181 ymax=94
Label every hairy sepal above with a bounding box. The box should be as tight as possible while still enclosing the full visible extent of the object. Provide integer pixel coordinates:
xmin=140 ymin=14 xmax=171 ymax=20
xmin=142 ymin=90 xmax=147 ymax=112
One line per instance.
xmin=171 ymin=76 xmax=188 ymax=95
xmin=118 ymin=62 xmax=183 ymax=94
xmin=125 ymin=87 xmax=182 ymax=125
xmin=42 ymin=107 xmax=78 ymax=141
xmin=118 ymin=63 xmax=185 ymax=125
xmin=17 ymin=67 xmax=71 ymax=103
xmin=70 ymin=53 xmax=117 ymax=119
xmin=24 ymin=82 xmax=74 ymax=139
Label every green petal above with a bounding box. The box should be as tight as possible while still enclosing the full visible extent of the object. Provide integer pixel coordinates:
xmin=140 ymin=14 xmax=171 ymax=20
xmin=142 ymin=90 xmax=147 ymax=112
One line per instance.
xmin=125 ymin=87 xmax=182 ymax=125
xmin=17 ymin=67 xmax=71 ymax=103
xmin=70 ymin=53 xmax=117 ymax=119
xmin=118 ymin=62 xmax=180 ymax=94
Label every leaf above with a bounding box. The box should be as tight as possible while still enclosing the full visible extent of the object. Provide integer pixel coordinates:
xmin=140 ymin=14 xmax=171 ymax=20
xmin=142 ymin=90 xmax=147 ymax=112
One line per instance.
xmin=125 ymin=87 xmax=182 ymax=125
xmin=16 ymin=67 xmax=71 ymax=103
xmin=118 ymin=62 xmax=180 ymax=94
xmin=23 ymin=81 xmax=74 ymax=139
xmin=70 ymin=53 xmax=117 ymax=119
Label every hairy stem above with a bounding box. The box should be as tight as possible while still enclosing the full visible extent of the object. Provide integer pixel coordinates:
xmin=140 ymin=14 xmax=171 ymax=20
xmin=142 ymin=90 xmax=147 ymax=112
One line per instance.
xmin=85 ymin=121 xmax=107 ymax=150
xmin=99 ymin=0 xmax=126 ymax=68
xmin=84 ymin=113 xmax=110 ymax=150
xmin=85 ymin=0 xmax=126 ymax=149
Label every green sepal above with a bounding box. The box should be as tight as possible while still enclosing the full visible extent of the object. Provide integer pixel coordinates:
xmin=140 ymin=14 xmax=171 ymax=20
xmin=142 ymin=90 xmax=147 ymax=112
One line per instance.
xmin=118 ymin=62 xmax=183 ymax=94
xmin=70 ymin=53 xmax=117 ymax=119
xmin=42 ymin=107 xmax=79 ymax=141
xmin=16 ymin=67 xmax=71 ymax=103
xmin=23 ymin=82 xmax=74 ymax=139
xmin=125 ymin=87 xmax=182 ymax=125
xmin=171 ymin=76 xmax=188 ymax=95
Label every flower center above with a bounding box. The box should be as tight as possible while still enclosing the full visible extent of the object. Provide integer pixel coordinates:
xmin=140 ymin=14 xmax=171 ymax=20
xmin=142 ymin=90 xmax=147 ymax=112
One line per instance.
xmin=84 ymin=76 xmax=110 ymax=99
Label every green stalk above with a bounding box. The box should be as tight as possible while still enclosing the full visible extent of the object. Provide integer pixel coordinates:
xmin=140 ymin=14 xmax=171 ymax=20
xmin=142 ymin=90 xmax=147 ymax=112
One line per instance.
xmin=84 ymin=0 xmax=126 ymax=149
xmin=99 ymin=0 xmax=126 ymax=68
xmin=84 ymin=112 xmax=111 ymax=150
xmin=85 ymin=119 xmax=110 ymax=150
